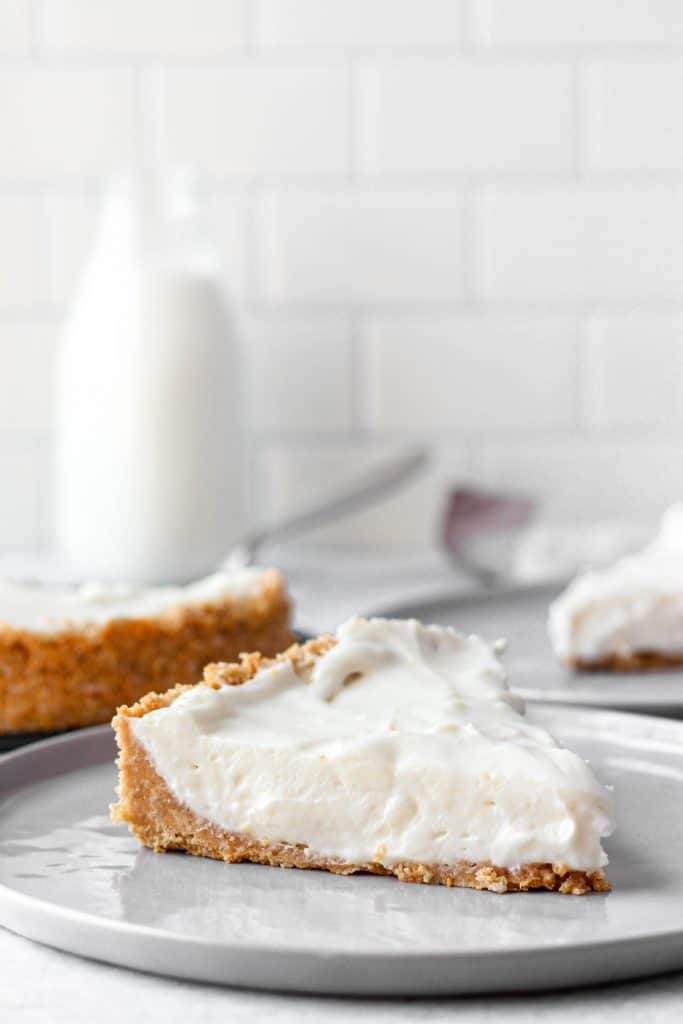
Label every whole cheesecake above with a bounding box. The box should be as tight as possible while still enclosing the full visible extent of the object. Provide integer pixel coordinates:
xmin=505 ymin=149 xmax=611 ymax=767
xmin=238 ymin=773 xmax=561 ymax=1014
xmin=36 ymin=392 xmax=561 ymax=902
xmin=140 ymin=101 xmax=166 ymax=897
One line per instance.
xmin=0 ymin=568 xmax=292 ymax=733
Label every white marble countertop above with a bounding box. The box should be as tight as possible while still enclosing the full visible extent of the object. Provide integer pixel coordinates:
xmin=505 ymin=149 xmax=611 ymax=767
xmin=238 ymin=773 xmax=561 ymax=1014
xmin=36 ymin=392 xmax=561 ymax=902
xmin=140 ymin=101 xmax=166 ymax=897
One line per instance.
xmin=2 ymin=548 xmax=683 ymax=1021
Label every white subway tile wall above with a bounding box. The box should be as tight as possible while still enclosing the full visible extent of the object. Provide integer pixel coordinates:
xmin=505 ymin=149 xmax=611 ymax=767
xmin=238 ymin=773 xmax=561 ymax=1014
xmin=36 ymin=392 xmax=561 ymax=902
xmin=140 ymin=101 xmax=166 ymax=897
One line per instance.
xmin=254 ymin=188 xmax=465 ymax=303
xmin=581 ymin=61 xmax=683 ymax=172
xmin=362 ymin=315 xmax=578 ymax=431
xmin=0 ymin=1 xmax=32 ymax=54
xmin=243 ymin=315 xmax=354 ymax=433
xmin=43 ymin=192 xmax=100 ymax=307
xmin=358 ymin=60 xmax=575 ymax=174
xmin=581 ymin=313 xmax=683 ymax=428
xmin=473 ymin=1 xmax=683 ymax=47
xmin=39 ymin=1 xmax=248 ymax=56
xmin=0 ymin=67 xmax=137 ymax=180
xmin=1 ymin=0 xmax=683 ymax=552
xmin=0 ymin=195 xmax=47 ymax=308
xmin=0 ymin=321 xmax=57 ymax=432
xmin=0 ymin=446 xmax=47 ymax=550
xmin=473 ymin=187 xmax=683 ymax=301
xmin=157 ymin=66 xmax=350 ymax=177
xmin=255 ymin=0 xmax=464 ymax=49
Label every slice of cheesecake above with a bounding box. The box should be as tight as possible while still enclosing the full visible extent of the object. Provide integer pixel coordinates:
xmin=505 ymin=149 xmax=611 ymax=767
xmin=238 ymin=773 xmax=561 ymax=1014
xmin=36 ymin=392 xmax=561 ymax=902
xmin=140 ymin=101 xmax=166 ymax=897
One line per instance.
xmin=0 ymin=568 xmax=292 ymax=733
xmin=549 ymin=504 xmax=683 ymax=670
xmin=112 ymin=617 xmax=613 ymax=894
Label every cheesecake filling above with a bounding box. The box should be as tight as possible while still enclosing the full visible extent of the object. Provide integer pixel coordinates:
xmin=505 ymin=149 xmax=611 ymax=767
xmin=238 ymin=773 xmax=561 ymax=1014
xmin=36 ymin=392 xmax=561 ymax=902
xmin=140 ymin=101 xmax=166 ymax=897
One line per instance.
xmin=0 ymin=568 xmax=269 ymax=634
xmin=549 ymin=503 xmax=683 ymax=662
xmin=131 ymin=617 xmax=613 ymax=871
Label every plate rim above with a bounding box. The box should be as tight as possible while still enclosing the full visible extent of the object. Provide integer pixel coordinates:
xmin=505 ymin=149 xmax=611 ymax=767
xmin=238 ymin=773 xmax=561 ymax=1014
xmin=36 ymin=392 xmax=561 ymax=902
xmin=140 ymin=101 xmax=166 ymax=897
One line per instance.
xmin=3 ymin=879 xmax=683 ymax=962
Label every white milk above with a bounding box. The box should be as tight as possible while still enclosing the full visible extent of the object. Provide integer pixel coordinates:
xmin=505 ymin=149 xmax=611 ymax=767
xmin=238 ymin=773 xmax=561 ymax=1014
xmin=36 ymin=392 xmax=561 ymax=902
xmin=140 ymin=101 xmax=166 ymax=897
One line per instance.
xmin=55 ymin=172 xmax=242 ymax=583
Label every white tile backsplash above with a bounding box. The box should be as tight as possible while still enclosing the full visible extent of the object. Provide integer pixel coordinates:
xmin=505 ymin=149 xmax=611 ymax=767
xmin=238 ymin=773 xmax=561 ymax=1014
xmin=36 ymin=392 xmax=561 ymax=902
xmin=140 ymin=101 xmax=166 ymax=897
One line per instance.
xmin=44 ymin=191 xmax=99 ymax=308
xmin=0 ymin=68 xmax=137 ymax=181
xmin=473 ymin=0 xmax=683 ymax=47
xmin=254 ymin=187 xmax=465 ymax=303
xmin=39 ymin=0 xmax=247 ymax=56
xmin=359 ymin=59 xmax=575 ymax=174
xmin=0 ymin=444 xmax=45 ymax=550
xmin=0 ymin=1 xmax=31 ymax=54
xmin=582 ymin=60 xmax=683 ymax=172
xmin=244 ymin=315 xmax=354 ymax=433
xmin=581 ymin=313 xmax=683 ymax=428
xmin=0 ymin=320 xmax=57 ymax=432
xmin=0 ymin=195 xmax=47 ymax=309
xmin=2 ymin=0 xmax=683 ymax=551
xmin=255 ymin=0 xmax=464 ymax=49
xmin=205 ymin=191 xmax=251 ymax=302
xmin=473 ymin=186 xmax=683 ymax=302
xmin=473 ymin=439 xmax=683 ymax=521
xmin=157 ymin=65 xmax=350 ymax=177
xmin=363 ymin=314 xmax=578 ymax=431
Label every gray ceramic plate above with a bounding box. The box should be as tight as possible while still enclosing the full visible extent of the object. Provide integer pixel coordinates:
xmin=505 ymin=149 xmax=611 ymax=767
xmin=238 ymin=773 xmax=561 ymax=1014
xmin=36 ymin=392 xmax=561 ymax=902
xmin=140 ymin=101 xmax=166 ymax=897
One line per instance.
xmin=1 ymin=712 xmax=683 ymax=995
xmin=376 ymin=584 xmax=683 ymax=716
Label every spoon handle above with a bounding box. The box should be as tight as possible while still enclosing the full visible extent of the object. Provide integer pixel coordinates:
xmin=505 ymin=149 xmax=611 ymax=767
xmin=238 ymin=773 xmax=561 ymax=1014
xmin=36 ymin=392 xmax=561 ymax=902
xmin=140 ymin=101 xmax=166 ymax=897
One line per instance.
xmin=223 ymin=448 xmax=430 ymax=568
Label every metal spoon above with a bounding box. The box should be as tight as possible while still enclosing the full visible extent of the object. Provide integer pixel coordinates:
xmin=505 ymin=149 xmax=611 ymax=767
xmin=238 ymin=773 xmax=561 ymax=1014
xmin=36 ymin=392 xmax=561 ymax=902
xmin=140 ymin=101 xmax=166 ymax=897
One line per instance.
xmin=223 ymin=447 xmax=430 ymax=569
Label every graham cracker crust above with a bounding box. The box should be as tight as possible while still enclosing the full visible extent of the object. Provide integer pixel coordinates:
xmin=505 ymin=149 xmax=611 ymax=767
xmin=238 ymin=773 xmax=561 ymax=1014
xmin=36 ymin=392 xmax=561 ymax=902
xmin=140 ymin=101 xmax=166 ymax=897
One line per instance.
xmin=112 ymin=638 xmax=610 ymax=897
xmin=567 ymin=650 xmax=683 ymax=673
xmin=0 ymin=569 xmax=292 ymax=733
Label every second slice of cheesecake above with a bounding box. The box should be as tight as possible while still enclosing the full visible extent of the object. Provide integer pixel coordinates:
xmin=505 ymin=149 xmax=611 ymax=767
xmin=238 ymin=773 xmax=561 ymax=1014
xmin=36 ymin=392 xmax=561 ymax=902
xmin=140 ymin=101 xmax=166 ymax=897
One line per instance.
xmin=549 ymin=504 xmax=683 ymax=670
xmin=112 ymin=617 xmax=613 ymax=894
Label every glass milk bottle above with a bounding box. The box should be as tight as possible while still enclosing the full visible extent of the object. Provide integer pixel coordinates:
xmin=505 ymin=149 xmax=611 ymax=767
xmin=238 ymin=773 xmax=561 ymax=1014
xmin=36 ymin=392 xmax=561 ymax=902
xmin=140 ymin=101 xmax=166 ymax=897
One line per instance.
xmin=55 ymin=171 xmax=242 ymax=583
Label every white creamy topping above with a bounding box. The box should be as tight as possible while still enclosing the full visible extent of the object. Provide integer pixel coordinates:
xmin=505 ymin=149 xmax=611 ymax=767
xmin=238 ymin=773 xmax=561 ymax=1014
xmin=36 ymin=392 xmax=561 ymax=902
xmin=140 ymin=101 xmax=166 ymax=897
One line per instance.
xmin=0 ymin=568 xmax=268 ymax=634
xmin=131 ymin=617 xmax=613 ymax=871
xmin=549 ymin=503 xmax=683 ymax=662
